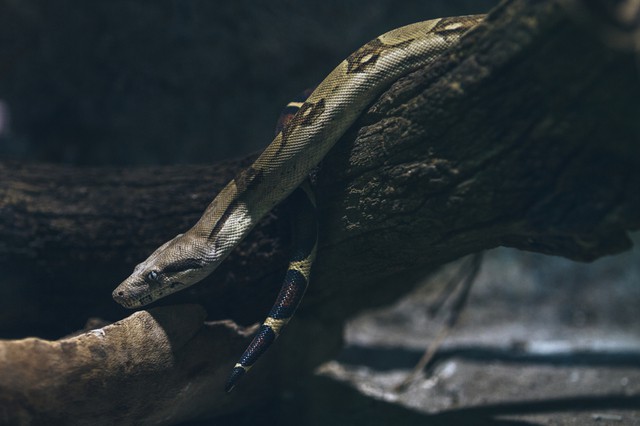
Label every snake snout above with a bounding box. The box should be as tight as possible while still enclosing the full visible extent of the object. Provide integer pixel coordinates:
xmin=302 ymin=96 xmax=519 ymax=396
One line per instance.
xmin=112 ymin=276 xmax=150 ymax=308
xmin=112 ymin=288 xmax=127 ymax=304
xmin=112 ymin=287 xmax=135 ymax=308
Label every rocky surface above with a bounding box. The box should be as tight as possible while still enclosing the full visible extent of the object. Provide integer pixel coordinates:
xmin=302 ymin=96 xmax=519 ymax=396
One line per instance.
xmin=310 ymin=236 xmax=640 ymax=425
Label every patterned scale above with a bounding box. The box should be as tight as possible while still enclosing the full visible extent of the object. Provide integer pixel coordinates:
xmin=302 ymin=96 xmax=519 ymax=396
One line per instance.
xmin=225 ymin=90 xmax=319 ymax=392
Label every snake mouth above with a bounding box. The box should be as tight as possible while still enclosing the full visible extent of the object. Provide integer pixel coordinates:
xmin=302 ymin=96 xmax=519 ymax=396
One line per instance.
xmin=112 ymin=287 xmax=148 ymax=309
xmin=112 ymin=279 xmax=187 ymax=309
xmin=112 ymin=276 xmax=154 ymax=309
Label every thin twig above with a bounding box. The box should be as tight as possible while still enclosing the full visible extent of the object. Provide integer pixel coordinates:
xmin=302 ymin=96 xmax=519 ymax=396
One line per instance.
xmin=394 ymin=252 xmax=483 ymax=392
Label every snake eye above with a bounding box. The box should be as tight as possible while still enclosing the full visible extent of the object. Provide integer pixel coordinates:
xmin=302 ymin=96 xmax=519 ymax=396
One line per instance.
xmin=147 ymin=270 xmax=159 ymax=282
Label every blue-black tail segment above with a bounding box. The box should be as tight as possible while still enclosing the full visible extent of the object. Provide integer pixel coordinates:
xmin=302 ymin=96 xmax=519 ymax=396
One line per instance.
xmin=225 ymin=367 xmax=245 ymax=391
xmin=224 ymin=324 xmax=277 ymax=393
xmin=267 ymin=269 xmax=308 ymax=319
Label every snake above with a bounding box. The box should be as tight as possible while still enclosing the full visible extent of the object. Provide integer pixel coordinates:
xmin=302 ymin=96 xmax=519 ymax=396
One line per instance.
xmin=112 ymin=15 xmax=484 ymax=392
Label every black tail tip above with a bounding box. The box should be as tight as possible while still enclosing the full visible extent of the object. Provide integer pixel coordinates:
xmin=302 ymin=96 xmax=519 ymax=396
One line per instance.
xmin=225 ymin=366 xmax=246 ymax=393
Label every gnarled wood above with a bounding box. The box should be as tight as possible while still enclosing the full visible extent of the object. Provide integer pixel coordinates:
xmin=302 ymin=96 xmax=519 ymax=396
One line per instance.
xmin=0 ymin=0 xmax=639 ymax=424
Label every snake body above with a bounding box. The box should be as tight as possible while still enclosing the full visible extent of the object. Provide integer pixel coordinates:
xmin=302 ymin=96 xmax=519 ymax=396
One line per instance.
xmin=113 ymin=15 xmax=483 ymax=391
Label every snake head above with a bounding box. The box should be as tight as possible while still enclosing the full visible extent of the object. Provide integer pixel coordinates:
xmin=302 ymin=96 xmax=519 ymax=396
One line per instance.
xmin=112 ymin=233 xmax=215 ymax=308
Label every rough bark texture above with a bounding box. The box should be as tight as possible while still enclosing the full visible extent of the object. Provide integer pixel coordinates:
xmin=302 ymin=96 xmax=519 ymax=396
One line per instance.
xmin=0 ymin=0 xmax=639 ymax=424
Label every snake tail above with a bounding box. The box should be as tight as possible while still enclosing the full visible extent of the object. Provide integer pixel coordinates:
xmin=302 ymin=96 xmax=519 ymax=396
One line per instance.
xmin=225 ymin=186 xmax=317 ymax=392
xmin=225 ymin=96 xmax=319 ymax=393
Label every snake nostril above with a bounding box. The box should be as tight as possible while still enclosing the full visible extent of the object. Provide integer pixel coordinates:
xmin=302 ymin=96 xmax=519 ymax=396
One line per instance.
xmin=117 ymin=291 xmax=124 ymax=297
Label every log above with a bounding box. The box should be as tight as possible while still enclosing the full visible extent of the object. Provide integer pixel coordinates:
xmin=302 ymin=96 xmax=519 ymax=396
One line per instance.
xmin=0 ymin=0 xmax=639 ymax=423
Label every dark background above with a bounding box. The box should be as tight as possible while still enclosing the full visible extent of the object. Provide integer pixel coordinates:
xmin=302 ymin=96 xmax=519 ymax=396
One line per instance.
xmin=0 ymin=0 xmax=497 ymax=166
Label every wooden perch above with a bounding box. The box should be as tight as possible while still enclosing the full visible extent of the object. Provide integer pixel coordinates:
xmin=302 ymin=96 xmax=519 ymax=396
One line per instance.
xmin=1 ymin=0 xmax=639 ymax=424
xmin=0 ymin=306 xmax=269 ymax=424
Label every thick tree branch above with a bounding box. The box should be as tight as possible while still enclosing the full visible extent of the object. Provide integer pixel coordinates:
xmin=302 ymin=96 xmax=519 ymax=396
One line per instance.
xmin=0 ymin=0 xmax=639 ymax=423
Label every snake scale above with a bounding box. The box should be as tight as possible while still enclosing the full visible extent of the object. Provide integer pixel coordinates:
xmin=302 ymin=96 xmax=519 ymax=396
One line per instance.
xmin=113 ymin=15 xmax=484 ymax=392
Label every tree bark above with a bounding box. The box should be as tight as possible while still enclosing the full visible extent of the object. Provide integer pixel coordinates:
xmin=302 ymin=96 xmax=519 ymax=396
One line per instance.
xmin=0 ymin=0 xmax=639 ymax=424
